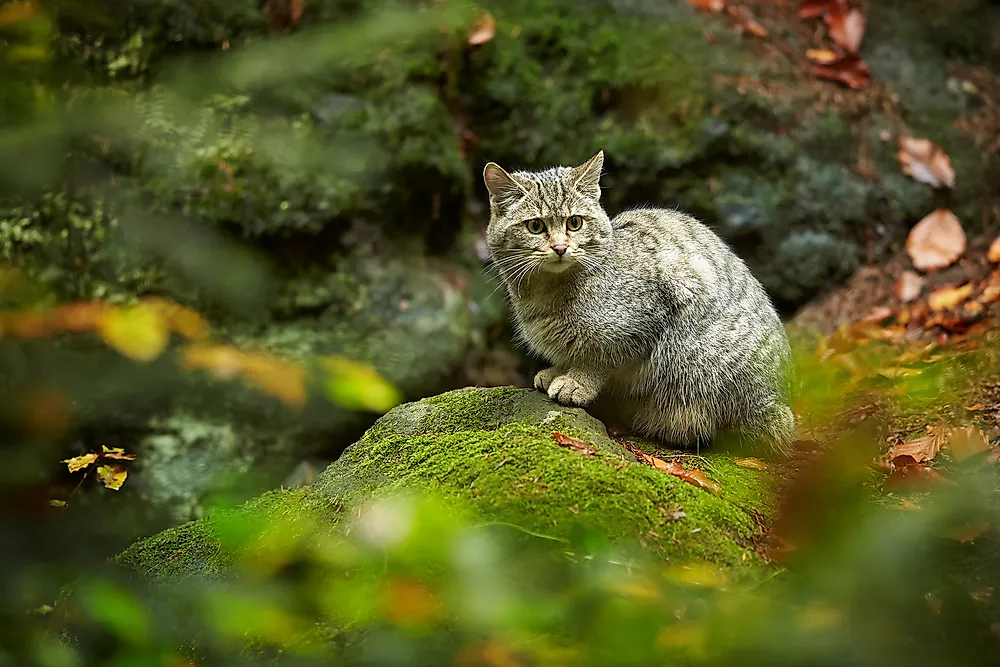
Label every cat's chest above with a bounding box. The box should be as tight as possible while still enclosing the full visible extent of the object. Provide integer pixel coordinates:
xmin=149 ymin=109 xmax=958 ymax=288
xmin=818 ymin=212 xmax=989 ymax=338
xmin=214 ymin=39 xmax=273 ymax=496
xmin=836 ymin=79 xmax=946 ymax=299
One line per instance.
xmin=513 ymin=301 xmax=588 ymax=359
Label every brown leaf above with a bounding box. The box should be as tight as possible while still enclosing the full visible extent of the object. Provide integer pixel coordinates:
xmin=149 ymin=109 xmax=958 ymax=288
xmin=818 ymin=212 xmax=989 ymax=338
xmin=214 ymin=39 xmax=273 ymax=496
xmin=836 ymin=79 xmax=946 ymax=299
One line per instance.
xmin=950 ymin=521 xmax=990 ymax=543
xmin=812 ymin=53 xmax=871 ymax=89
xmin=948 ymin=425 xmax=992 ymax=462
xmin=727 ymin=5 xmax=768 ymax=37
xmin=96 ymin=464 xmax=127 ymax=491
xmin=860 ymin=306 xmax=893 ymax=323
xmin=466 ymin=11 xmax=496 ymax=45
xmin=980 ymin=279 xmax=1000 ymax=304
xmin=905 ymin=209 xmax=966 ymax=271
xmin=898 ymin=138 xmax=955 ymax=189
xmin=988 ymin=237 xmax=1000 ymax=263
xmin=553 ymin=432 xmax=597 ymax=456
xmin=265 ymin=0 xmax=305 ymax=31
xmin=928 ymin=283 xmax=973 ymax=312
xmin=896 ymin=270 xmax=925 ymax=303
xmin=799 ymin=0 xmax=834 ymax=19
xmin=884 ymin=454 xmax=953 ymax=491
xmin=689 ymin=0 xmax=726 ymax=12
xmin=101 ymin=445 xmax=136 ymax=461
xmin=825 ymin=3 xmax=865 ymax=53
xmin=654 ymin=459 xmax=723 ymax=496
xmin=63 ymin=452 xmax=98 ymax=473
xmin=806 ymin=48 xmax=838 ymax=64
xmin=733 ymin=457 xmax=768 ymax=471
xmin=889 ymin=434 xmax=944 ymax=464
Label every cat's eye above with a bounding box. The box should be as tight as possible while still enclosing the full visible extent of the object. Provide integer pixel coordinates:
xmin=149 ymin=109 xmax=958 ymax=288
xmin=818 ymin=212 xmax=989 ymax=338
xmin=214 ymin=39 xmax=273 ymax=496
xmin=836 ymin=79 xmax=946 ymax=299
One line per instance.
xmin=525 ymin=218 xmax=545 ymax=234
xmin=566 ymin=215 xmax=584 ymax=231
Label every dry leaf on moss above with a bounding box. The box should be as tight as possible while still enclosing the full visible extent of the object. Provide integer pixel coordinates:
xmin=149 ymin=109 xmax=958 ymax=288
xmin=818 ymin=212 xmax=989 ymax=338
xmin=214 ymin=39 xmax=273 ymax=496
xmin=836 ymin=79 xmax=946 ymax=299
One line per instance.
xmin=734 ymin=457 xmax=768 ymax=470
xmin=553 ymin=432 xmax=597 ymax=455
xmin=898 ymin=138 xmax=955 ymax=189
xmin=906 ymin=209 xmax=966 ymax=271
xmin=896 ymin=270 xmax=925 ymax=303
xmin=928 ymin=283 xmax=973 ymax=311
xmin=727 ymin=5 xmax=768 ymax=37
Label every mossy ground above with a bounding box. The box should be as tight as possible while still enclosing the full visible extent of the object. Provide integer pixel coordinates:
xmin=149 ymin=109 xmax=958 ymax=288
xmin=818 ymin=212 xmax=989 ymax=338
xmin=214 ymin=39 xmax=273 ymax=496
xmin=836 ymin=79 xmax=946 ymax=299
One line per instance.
xmin=120 ymin=387 xmax=779 ymax=586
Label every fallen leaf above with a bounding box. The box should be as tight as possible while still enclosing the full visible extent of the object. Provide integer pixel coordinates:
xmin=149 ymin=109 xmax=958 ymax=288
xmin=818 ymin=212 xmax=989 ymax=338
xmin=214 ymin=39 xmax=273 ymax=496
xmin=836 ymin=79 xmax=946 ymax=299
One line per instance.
xmin=141 ymin=298 xmax=210 ymax=341
xmin=898 ymin=137 xmax=955 ymax=189
xmin=948 ymin=425 xmax=992 ymax=462
xmin=891 ymin=498 xmax=921 ymax=510
xmin=965 ymin=300 xmax=986 ymax=317
xmin=49 ymin=499 xmax=67 ymax=508
xmin=889 ymin=434 xmax=943 ymax=463
xmin=905 ymin=209 xmax=966 ymax=271
xmin=812 ymin=53 xmax=871 ymax=89
xmin=805 ymin=48 xmax=838 ymax=64
xmin=860 ymin=306 xmax=893 ymax=323
xmin=101 ymin=445 xmax=136 ymax=461
xmin=239 ymin=352 xmax=308 ymax=411
xmin=799 ymin=0 xmax=834 ymax=19
xmin=884 ymin=454 xmax=953 ymax=491
xmin=96 ymin=464 xmax=127 ymax=491
xmin=928 ymin=283 xmax=973 ymax=311
xmin=466 ymin=10 xmax=496 ymax=45
xmin=825 ymin=3 xmax=864 ymax=53
xmin=63 ymin=452 xmax=98 ymax=473
xmin=980 ymin=280 xmax=1000 ymax=304
xmin=553 ymin=432 xmax=597 ymax=456
xmin=734 ymin=457 xmax=768 ymax=471
xmin=896 ymin=270 xmax=925 ymax=303
xmin=97 ymin=304 xmax=170 ymax=362
xmin=689 ymin=0 xmax=726 ymax=12
xmin=950 ymin=521 xmax=989 ymax=543
xmin=727 ymin=5 xmax=768 ymax=37
xmin=655 ymin=459 xmax=723 ymax=496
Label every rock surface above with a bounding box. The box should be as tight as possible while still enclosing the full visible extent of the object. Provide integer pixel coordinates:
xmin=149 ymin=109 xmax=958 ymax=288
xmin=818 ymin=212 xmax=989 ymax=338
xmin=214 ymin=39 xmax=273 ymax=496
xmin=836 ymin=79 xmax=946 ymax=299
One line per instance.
xmin=119 ymin=387 xmax=778 ymax=580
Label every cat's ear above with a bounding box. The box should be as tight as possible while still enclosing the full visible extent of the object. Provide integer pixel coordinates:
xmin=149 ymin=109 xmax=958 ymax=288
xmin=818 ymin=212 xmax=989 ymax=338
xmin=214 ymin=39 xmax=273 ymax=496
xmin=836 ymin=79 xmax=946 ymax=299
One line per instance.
xmin=569 ymin=150 xmax=604 ymax=200
xmin=483 ymin=162 xmax=527 ymax=208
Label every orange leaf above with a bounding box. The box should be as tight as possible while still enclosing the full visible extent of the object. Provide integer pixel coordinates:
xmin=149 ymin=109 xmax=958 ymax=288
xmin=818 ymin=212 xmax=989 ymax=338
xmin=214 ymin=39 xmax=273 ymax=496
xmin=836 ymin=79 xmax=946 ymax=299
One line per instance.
xmin=97 ymin=304 xmax=170 ymax=362
xmin=96 ymin=464 xmax=127 ymax=491
xmin=988 ymin=237 xmax=1000 ymax=263
xmin=896 ymin=270 xmax=925 ymax=303
xmin=884 ymin=455 xmax=953 ymax=491
xmin=382 ymin=578 xmax=442 ymax=627
xmin=948 ymin=425 xmax=992 ymax=462
xmin=799 ymin=0 xmax=834 ymax=18
xmin=812 ymin=53 xmax=871 ymax=89
xmin=898 ymin=137 xmax=955 ymax=189
xmin=0 ymin=2 xmax=38 ymax=26
xmin=727 ymin=5 xmax=768 ymax=37
xmin=240 ymin=352 xmax=308 ymax=411
xmin=905 ymin=209 xmax=966 ymax=272
xmin=141 ymin=298 xmax=210 ymax=341
xmin=63 ymin=452 xmax=98 ymax=473
xmin=689 ymin=0 xmax=726 ymax=12
xmin=805 ymin=48 xmax=838 ymax=64
xmin=653 ymin=459 xmax=723 ymax=496
xmin=928 ymin=283 xmax=973 ymax=312
xmin=553 ymin=432 xmax=597 ymax=455
xmin=466 ymin=11 xmax=495 ymax=45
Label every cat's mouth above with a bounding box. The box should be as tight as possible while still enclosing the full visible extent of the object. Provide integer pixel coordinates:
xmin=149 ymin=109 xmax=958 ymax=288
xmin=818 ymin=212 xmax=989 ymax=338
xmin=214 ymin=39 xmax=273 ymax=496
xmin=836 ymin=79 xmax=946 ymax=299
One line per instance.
xmin=540 ymin=250 xmax=576 ymax=273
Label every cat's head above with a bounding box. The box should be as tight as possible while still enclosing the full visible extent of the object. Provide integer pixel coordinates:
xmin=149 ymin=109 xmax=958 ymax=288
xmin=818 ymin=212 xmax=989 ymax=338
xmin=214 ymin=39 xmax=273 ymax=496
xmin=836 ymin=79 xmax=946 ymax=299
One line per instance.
xmin=483 ymin=151 xmax=612 ymax=276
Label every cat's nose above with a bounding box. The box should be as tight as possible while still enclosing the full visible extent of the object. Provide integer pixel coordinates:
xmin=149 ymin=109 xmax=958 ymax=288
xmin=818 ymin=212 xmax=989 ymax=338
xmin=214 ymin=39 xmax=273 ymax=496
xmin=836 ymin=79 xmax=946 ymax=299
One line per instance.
xmin=552 ymin=244 xmax=568 ymax=256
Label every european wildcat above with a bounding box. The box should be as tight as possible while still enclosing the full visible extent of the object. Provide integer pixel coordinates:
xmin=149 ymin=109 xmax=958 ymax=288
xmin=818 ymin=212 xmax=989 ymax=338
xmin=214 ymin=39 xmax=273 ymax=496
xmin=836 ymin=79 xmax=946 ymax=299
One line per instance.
xmin=483 ymin=150 xmax=795 ymax=455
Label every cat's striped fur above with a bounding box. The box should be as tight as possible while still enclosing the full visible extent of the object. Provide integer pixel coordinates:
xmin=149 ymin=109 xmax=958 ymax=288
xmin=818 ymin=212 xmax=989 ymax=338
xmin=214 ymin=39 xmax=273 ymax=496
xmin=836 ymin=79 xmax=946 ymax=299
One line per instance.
xmin=483 ymin=151 xmax=795 ymax=455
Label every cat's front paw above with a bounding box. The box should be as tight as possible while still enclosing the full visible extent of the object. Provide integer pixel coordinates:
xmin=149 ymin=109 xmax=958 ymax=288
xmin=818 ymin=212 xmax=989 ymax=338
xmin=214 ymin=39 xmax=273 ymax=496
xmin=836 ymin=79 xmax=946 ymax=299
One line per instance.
xmin=533 ymin=367 xmax=560 ymax=393
xmin=547 ymin=375 xmax=598 ymax=407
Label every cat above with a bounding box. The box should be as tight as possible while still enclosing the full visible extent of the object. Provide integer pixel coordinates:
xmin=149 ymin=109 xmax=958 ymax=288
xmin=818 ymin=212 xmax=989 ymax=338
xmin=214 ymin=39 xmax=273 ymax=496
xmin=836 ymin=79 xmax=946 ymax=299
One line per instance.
xmin=483 ymin=150 xmax=795 ymax=455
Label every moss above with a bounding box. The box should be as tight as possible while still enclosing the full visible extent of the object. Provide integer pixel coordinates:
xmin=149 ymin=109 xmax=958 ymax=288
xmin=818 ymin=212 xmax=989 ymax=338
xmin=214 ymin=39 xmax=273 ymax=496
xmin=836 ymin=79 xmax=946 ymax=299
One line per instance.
xmin=120 ymin=387 xmax=778 ymax=588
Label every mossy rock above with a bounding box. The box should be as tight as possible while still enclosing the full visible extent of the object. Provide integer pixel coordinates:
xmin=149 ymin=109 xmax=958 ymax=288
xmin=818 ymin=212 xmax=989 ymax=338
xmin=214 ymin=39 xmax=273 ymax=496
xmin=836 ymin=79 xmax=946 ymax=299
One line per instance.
xmin=119 ymin=386 xmax=778 ymax=582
